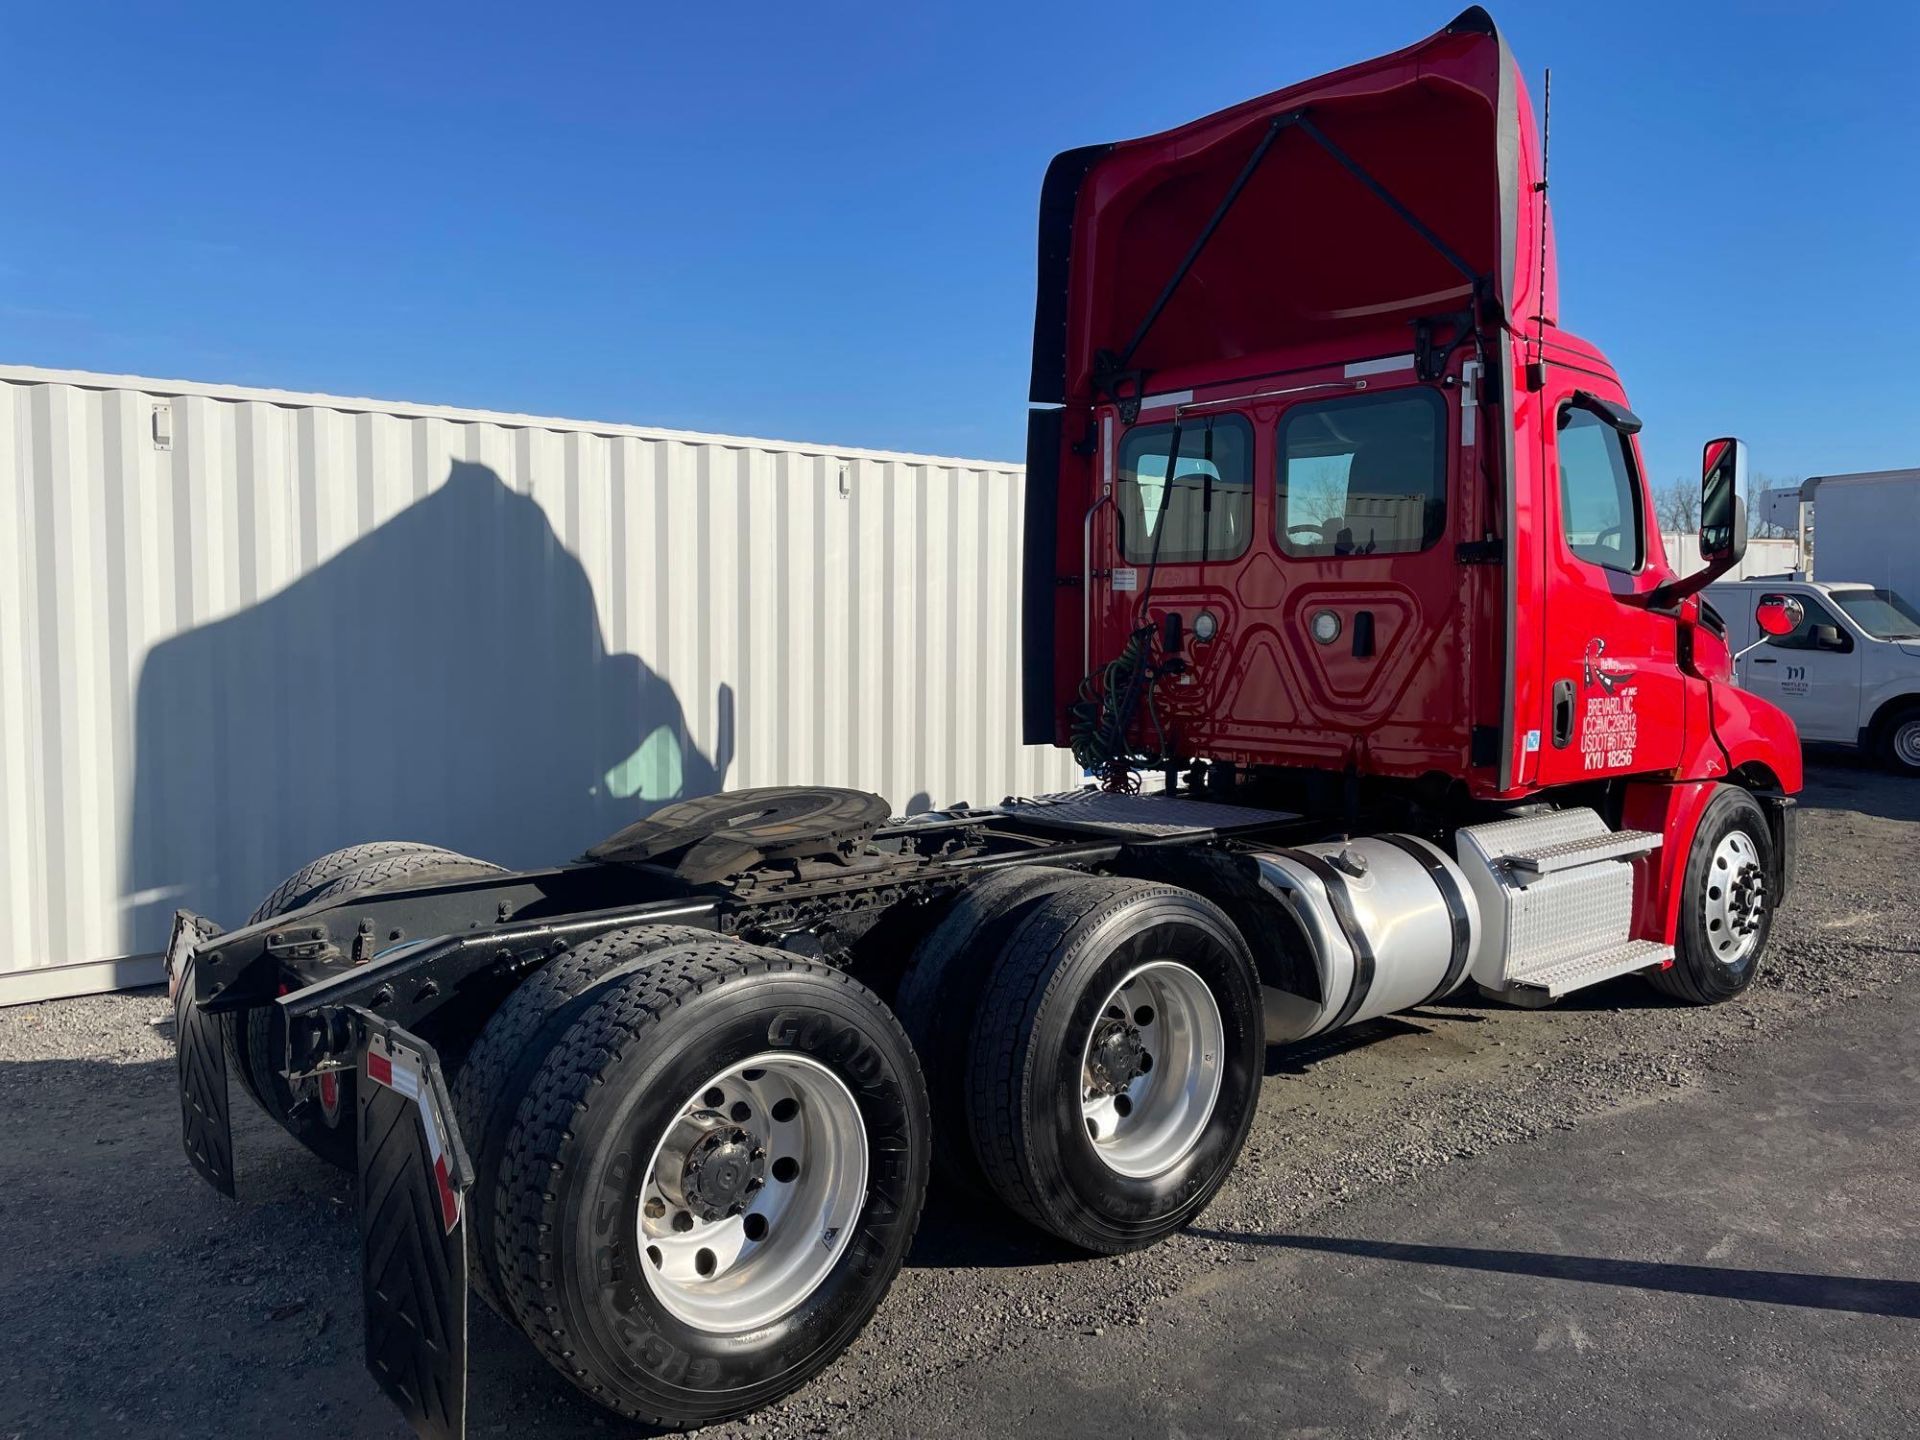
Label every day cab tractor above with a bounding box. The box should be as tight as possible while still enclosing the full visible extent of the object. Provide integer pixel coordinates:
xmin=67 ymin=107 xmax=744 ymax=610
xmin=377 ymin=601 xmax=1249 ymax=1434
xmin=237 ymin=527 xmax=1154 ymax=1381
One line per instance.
xmin=167 ymin=11 xmax=1801 ymax=1437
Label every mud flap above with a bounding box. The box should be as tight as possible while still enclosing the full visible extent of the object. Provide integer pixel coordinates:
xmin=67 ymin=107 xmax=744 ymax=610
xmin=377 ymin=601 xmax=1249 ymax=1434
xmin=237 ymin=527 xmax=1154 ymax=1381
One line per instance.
xmin=355 ymin=1014 xmax=474 ymax=1440
xmin=169 ymin=910 xmax=234 ymax=1196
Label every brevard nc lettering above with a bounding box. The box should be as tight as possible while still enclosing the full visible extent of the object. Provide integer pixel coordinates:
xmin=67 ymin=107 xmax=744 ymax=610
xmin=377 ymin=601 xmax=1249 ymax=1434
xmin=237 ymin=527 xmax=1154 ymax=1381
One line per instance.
xmin=1580 ymin=685 xmax=1639 ymax=771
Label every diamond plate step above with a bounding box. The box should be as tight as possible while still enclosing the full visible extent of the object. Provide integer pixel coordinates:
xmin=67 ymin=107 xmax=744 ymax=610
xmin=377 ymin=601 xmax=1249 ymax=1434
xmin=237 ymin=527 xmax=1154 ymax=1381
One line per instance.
xmin=1505 ymin=938 xmax=1674 ymax=998
xmin=1507 ymin=829 xmax=1660 ymax=877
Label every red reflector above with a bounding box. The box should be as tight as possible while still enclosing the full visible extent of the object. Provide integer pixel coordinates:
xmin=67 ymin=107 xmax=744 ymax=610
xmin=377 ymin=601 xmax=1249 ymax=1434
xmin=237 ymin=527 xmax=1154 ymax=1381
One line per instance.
xmin=433 ymin=1155 xmax=459 ymax=1233
xmin=367 ymin=1051 xmax=394 ymax=1088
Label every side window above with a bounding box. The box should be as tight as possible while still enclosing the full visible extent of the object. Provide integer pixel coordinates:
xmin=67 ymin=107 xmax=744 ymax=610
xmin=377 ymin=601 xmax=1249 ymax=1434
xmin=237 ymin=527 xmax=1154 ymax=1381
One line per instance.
xmin=1556 ymin=407 xmax=1644 ymax=572
xmin=1276 ymin=388 xmax=1445 ymax=556
xmin=1761 ymin=592 xmax=1854 ymax=653
xmin=1115 ymin=415 xmax=1254 ymax=565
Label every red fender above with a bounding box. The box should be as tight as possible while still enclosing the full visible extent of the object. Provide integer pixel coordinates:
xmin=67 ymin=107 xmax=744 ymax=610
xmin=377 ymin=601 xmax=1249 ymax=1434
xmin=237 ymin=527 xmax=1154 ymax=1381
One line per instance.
xmin=1709 ymin=682 xmax=1803 ymax=793
xmin=1620 ymin=779 xmax=1720 ymax=947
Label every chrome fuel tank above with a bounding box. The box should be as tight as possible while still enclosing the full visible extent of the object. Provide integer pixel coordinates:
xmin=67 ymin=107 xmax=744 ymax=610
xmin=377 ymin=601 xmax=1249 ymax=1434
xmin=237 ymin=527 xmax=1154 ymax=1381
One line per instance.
xmin=1247 ymin=835 xmax=1480 ymax=1045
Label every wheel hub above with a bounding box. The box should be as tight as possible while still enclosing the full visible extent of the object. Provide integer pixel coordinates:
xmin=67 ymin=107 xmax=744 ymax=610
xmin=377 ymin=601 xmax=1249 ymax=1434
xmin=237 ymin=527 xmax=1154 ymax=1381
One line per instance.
xmin=1703 ymin=829 xmax=1767 ymax=965
xmin=1728 ymin=866 xmax=1764 ymax=934
xmin=658 ymin=1114 xmax=766 ymax=1222
xmin=1078 ymin=961 xmax=1225 ymax=1179
xmin=1086 ymin=1021 xmax=1148 ymax=1095
xmin=638 ymin=1054 xmax=869 ymax=1335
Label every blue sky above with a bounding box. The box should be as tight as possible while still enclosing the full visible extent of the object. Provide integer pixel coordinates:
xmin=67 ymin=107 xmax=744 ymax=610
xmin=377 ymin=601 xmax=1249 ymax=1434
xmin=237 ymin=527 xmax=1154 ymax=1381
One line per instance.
xmin=3 ymin=3 xmax=1915 ymax=485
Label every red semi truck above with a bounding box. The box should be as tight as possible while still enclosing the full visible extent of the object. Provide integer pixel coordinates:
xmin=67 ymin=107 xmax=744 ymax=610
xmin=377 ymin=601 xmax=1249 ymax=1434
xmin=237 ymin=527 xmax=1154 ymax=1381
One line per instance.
xmin=168 ymin=10 xmax=1800 ymax=1436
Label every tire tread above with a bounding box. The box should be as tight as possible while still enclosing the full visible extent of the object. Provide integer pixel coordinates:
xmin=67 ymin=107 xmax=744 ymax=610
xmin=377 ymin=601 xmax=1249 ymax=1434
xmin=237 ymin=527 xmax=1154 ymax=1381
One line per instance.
xmin=961 ymin=877 xmax=1167 ymax=1238
xmin=492 ymin=943 xmax=926 ymax=1426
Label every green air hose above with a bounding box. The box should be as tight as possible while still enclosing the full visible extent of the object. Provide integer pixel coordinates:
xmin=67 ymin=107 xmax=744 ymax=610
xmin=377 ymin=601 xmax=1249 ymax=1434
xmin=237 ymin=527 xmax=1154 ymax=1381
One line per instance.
xmin=1070 ymin=414 xmax=1212 ymax=792
xmin=1070 ymin=623 xmax=1167 ymax=793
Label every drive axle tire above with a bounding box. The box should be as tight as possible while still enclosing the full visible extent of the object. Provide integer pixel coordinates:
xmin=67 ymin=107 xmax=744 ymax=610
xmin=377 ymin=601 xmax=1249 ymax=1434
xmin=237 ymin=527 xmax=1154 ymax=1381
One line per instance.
xmin=452 ymin=922 xmax=724 ymax=1314
xmin=893 ymin=866 xmax=1086 ymax=1191
xmin=228 ymin=842 xmax=501 ymax=1169
xmin=493 ymin=942 xmax=929 ymax=1428
xmin=962 ymin=877 xmax=1262 ymax=1254
xmin=1648 ymin=786 xmax=1776 ymax=1006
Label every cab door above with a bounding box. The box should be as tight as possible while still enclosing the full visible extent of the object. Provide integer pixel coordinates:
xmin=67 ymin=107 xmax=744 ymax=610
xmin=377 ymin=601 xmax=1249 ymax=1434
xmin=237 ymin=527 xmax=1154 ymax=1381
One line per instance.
xmin=1530 ymin=376 xmax=1687 ymax=787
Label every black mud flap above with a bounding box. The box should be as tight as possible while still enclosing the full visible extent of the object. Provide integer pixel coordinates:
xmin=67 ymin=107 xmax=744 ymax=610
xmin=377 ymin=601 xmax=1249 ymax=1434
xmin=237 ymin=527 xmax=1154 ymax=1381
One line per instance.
xmin=355 ymin=1013 xmax=474 ymax=1440
xmin=169 ymin=910 xmax=234 ymax=1197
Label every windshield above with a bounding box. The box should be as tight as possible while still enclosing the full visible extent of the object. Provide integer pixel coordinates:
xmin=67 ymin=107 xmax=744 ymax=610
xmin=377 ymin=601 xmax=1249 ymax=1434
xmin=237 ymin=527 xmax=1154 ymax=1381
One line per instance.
xmin=1829 ymin=588 xmax=1920 ymax=640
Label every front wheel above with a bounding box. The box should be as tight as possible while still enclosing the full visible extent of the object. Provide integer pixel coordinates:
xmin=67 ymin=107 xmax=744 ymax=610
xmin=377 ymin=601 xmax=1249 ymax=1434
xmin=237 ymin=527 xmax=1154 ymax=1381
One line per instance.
xmin=961 ymin=878 xmax=1263 ymax=1253
xmin=1875 ymin=702 xmax=1920 ymax=776
xmin=492 ymin=942 xmax=930 ymax=1428
xmin=1648 ymin=786 xmax=1776 ymax=1005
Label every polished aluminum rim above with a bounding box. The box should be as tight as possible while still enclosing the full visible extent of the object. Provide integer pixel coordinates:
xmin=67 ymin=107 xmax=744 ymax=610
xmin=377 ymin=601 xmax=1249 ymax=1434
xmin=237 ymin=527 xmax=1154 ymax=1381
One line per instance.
xmin=1895 ymin=719 xmax=1920 ymax=768
xmin=1079 ymin=960 xmax=1224 ymax=1178
xmin=1703 ymin=830 xmax=1766 ymax=966
xmin=637 ymin=1053 xmax=867 ymax=1334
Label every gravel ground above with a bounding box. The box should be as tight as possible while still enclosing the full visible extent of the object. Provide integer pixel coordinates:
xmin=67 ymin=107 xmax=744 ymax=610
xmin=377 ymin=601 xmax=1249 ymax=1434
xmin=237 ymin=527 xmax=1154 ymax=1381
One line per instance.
xmin=0 ymin=756 xmax=1914 ymax=1438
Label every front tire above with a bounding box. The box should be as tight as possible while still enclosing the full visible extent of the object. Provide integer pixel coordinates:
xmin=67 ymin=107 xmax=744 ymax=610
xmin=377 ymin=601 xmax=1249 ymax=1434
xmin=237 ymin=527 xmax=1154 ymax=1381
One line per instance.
xmin=1875 ymin=702 xmax=1920 ymax=776
xmin=1648 ymin=786 xmax=1776 ymax=1005
xmin=961 ymin=877 xmax=1262 ymax=1253
xmin=493 ymin=942 xmax=930 ymax=1428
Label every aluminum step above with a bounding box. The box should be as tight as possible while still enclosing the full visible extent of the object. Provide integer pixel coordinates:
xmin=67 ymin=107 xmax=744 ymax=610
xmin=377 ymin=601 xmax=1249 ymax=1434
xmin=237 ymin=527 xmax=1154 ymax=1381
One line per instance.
xmin=1504 ymin=938 xmax=1674 ymax=998
xmin=1506 ymin=828 xmax=1661 ymax=878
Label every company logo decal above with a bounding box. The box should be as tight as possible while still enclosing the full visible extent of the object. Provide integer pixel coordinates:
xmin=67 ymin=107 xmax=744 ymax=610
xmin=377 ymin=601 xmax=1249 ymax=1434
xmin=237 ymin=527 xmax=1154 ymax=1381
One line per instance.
xmin=1581 ymin=638 xmax=1637 ymax=694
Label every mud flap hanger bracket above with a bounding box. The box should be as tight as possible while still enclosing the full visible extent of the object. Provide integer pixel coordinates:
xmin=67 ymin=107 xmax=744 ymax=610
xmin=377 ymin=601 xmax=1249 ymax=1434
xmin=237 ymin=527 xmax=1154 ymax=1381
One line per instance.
xmin=1094 ymin=107 xmax=1491 ymax=419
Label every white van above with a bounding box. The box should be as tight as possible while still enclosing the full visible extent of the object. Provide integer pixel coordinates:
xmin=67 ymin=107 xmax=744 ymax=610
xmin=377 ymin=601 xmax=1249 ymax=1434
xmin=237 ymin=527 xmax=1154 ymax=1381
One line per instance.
xmin=1708 ymin=578 xmax=1920 ymax=773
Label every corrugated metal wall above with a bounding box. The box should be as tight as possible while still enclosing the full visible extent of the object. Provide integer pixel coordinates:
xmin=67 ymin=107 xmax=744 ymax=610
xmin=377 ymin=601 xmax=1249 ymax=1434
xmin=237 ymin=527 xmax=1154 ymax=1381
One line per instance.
xmin=1663 ymin=533 xmax=1801 ymax=581
xmin=0 ymin=366 xmax=1079 ymax=987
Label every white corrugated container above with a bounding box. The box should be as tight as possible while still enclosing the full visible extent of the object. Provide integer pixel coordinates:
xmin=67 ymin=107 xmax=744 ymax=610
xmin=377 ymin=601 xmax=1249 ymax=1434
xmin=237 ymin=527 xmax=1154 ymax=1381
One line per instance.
xmin=1663 ymin=532 xmax=1801 ymax=581
xmin=0 ymin=364 xmax=1080 ymax=1000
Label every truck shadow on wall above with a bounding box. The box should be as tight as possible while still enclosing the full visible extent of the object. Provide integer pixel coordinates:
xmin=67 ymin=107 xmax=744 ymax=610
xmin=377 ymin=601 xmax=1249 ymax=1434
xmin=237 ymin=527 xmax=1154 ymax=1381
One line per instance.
xmin=123 ymin=461 xmax=732 ymax=948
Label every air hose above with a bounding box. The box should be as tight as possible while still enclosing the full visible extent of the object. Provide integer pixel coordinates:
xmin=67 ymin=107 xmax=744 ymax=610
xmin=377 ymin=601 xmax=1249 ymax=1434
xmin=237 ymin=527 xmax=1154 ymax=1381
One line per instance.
xmin=1070 ymin=416 xmax=1207 ymax=791
xmin=1069 ymin=624 xmax=1163 ymax=792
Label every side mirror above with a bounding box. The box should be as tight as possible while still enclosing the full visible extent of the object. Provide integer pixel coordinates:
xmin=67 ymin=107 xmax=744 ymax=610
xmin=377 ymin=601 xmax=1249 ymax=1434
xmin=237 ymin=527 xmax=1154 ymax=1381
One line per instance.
xmin=1755 ymin=594 xmax=1803 ymax=637
xmin=1653 ymin=437 xmax=1754 ymax=609
xmin=1700 ymin=437 xmax=1749 ymax=565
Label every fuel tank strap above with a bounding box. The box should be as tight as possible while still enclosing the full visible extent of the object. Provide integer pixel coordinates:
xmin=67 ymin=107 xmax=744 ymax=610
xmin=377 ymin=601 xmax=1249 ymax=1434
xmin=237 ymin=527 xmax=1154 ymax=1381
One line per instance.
xmin=1284 ymin=849 xmax=1376 ymax=1033
xmin=1372 ymin=834 xmax=1474 ymax=1004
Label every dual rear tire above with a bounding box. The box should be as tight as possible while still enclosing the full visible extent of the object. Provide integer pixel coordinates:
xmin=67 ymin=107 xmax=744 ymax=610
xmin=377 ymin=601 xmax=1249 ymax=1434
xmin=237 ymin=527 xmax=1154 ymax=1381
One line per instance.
xmin=478 ymin=939 xmax=930 ymax=1428
xmin=903 ymin=874 xmax=1264 ymax=1253
xmin=228 ymin=842 xmax=503 ymax=1168
xmin=470 ymin=873 xmax=1261 ymax=1425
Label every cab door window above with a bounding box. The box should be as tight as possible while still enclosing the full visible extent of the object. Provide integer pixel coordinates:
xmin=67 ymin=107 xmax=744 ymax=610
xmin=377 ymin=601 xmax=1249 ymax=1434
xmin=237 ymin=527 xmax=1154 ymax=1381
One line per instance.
xmin=1115 ymin=416 xmax=1254 ymax=565
xmin=1276 ymin=388 xmax=1446 ymax=556
xmin=1555 ymin=407 xmax=1644 ymax=572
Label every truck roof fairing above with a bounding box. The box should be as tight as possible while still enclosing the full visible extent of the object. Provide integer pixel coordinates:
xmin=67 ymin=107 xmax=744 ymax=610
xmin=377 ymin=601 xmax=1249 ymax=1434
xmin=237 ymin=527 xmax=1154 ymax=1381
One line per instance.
xmin=1030 ymin=7 xmax=1553 ymax=405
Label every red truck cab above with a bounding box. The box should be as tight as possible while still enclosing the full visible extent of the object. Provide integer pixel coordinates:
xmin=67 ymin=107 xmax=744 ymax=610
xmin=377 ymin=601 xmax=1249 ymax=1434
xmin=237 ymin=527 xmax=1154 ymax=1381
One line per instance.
xmin=1022 ymin=7 xmax=1798 ymax=813
xmin=1020 ymin=7 xmax=1800 ymax=960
